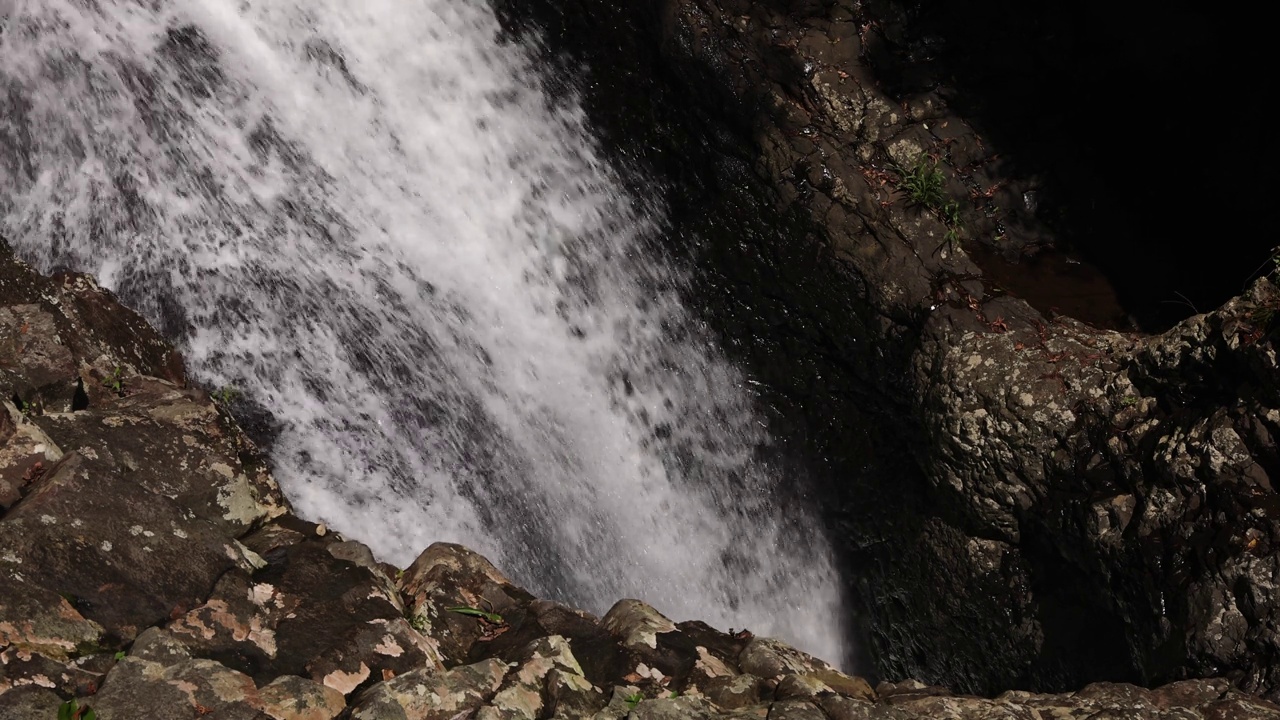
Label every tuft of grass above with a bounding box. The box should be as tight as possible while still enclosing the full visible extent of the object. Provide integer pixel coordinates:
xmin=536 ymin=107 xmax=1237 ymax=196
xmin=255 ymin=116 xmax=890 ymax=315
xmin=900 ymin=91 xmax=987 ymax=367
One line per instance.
xmin=102 ymin=366 xmax=125 ymax=397
xmin=940 ymin=199 xmax=963 ymax=227
xmin=895 ymin=156 xmax=965 ymax=253
xmin=897 ymin=157 xmax=947 ymax=208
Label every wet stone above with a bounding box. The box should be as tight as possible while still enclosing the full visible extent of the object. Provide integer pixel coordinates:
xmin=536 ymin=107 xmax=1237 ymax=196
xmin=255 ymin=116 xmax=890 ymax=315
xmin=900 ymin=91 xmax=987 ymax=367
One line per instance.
xmin=397 ymin=542 xmax=535 ymax=667
xmin=627 ymin=695 xmax=719 ymax=720
xmin=763 ymin=698 xmax=828 ymax=720
xmin=482 ymin=599 xmax=619 ymax=688
xmin=0 ymin=686 xmax=62 ymax=720
xmin=0 ymin=646 xmax=105 ymax=698
xmin=166 ymin=540 xmax=441 ymax=689
xmin=257 ymin=674 xmax=346 ymax=720
xmin=0 ymin=452 xmax=238 ymax=642
xmin=348 ymin=657 xmax=508 ymax=720
xmin=128 ymin=627 xmax=192 ymax=665
xmin=702 ymin=674 xmax=761 ymax=710
xmin=90 ymin=656 xmax=265 ymax=719
xmin=0 ymin=574 xmax=103 ymax=658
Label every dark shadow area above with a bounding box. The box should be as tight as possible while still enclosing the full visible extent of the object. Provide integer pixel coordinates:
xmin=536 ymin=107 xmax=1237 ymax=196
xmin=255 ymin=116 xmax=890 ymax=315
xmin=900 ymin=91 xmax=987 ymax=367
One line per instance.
xmin=868 ymin=0 xmax=1272 ymax=331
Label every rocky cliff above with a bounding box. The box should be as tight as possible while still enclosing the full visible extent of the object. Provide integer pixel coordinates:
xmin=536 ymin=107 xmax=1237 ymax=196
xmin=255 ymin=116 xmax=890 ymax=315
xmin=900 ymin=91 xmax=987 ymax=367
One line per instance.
xmin=2 ymin=237 xmax=1278 ymax=719
xmin=487 ymin=0 xmax=1280 ymax=701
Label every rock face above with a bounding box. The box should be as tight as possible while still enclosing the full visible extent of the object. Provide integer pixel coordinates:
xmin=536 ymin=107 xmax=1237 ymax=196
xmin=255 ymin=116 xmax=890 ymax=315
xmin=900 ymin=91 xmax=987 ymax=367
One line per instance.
xmin=3 ymin=238 xmax=1277 ymax=717
xmin=487 ymin=0 xmax=1280 ymax=701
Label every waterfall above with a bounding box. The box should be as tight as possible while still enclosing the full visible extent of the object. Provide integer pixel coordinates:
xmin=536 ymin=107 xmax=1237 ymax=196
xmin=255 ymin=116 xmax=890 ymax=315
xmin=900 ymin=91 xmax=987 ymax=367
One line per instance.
xmin=0 ymin=0 xmax=849 ymax=664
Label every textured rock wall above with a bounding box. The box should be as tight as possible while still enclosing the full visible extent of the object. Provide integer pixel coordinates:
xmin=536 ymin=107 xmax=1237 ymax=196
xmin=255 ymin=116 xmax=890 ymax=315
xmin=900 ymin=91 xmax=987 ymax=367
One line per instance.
xmin=489 ymin=0 xmax=1280 ymax=699
xmin=2 ymin=236 xmax=1277 ymax=717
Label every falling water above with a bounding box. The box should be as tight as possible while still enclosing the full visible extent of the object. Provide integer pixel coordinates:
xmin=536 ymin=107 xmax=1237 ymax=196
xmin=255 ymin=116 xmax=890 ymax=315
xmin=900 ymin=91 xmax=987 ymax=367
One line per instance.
xmin=0 ymin=0 xmax=848 ymax=663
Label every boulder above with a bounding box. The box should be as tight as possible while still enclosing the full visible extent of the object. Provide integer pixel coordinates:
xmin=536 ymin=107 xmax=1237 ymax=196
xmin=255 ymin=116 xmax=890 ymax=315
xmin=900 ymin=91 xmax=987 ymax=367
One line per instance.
xmin=347 ymin=657 xmax=508 ymax=720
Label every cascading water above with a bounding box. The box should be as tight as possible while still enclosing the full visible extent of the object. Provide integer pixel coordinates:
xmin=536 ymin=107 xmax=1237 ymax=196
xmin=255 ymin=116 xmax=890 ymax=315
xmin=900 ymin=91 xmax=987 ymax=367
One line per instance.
xmin=0 ymin=0 xmax=849 ymax=664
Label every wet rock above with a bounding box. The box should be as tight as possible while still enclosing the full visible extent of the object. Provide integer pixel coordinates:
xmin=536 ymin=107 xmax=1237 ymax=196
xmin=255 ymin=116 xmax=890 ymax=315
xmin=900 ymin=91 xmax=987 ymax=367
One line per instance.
xmin=0 ymin=685 xmax=61 ymax=720
xmin=702 ymin=674 xmax=761 ymax=709
xmin=545 ymin=663 xmax=606 ymax=718
xmin=678 ymin=621 xmax=751 ymax=676
xmin=28 ymin=379 xmax=287 ymax=537
xmin=774 ymin=673 xmax=831 ymax=699
xmin=601 ymin=600 xmax=678 ymax=654
xmin=167 ymin=538 xmax=441 ymax=690
xmin=0 ymin=244 xmax=184 ymax=404
xmin=631 ymin=0 xmax=1280 ymax=699
xmin=764 ymin=698 xmax=828 ymax=720
xmin=90 ymin=656 xmax=267 ymax=719
xmin=0 ymin=402 xmax=61 ymax=512
xmin=482 ymin=599 xmax=619 ymax=687
xmin=734 ymin=639 xmax=802 ymax=680
xmin=0 ymin=575 xmax=103 ymax=658
xmin=0 ymin=646 xmax=106 ymax=698
xmin=814 ymin=694 xmax=896 ymax=720
xmin=487 ymin=0 xmax=1280 ymax=698
xmin=0 ymin=451 xmax=239 ymax=642
xmin=480 ymin=635 xmax=597 ymax=719
xmin=397 ymin=542 xmax=535 ymax=666
xmin=876 ymin=679 xmax=951 ymax=704
xmin=0 ymin=305 xmax=76 ymax=412
xmin=590 ymin=685 xmax=646 ymax=720
xmin=627 ymin=694 xmax=719 ymax=719
xmin=599 ymin=599 xmax=701 ymax=689
xmin=129 ymin=627 xmax=192 ymax=665
xmin=4 ymin=236 xmax=1278 ymax=719
xmin=257 ymin=674 xmax=346 ymax=720
xmin=347 ymin=657 xmax=507 ymax=720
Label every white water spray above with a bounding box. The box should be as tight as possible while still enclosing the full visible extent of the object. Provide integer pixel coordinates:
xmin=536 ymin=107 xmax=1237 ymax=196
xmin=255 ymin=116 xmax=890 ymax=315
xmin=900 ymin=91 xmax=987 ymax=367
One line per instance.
xmin=0 ymin=0 xmax=848 ymax=663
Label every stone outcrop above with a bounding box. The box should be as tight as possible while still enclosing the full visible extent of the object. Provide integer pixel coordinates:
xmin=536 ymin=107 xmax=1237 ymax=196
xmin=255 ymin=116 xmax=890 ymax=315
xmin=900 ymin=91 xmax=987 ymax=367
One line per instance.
xmin=488 ymin=0 xmax=1280 ymax=700
xmin=3 ymin=239 xmax=1278 ymax=717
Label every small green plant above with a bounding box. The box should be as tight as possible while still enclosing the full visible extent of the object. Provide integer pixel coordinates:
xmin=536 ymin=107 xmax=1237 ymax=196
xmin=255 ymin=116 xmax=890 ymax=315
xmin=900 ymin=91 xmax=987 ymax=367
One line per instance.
xmin=408 ymin=612 xmax=429 ymax=632
xmin=897 ymin=157 xmax=947 ymax=208
xmin=113 ymin=650 xmax=126 ymax=660
xmin=623 ymin=692 xmax=643 ymax=710
xmin=1119 ymin=396 xmax=1139 ymax=408
xmin=211 ymin=385 xmax=240 ymax=405
xmin=940 ymin=199 xmax=963 ymax=227
xmin=446 ymin=605 xmax=504 ymax=624
xmin=895 ymin=155 xmax=965 ymax=254
xmin=57 ymin=699 xmax=96 ymax=720
xmin=102 ymin=366 xmax=125 ymax=397
xmin=943 ymin=226 xmax=960 ymax=251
